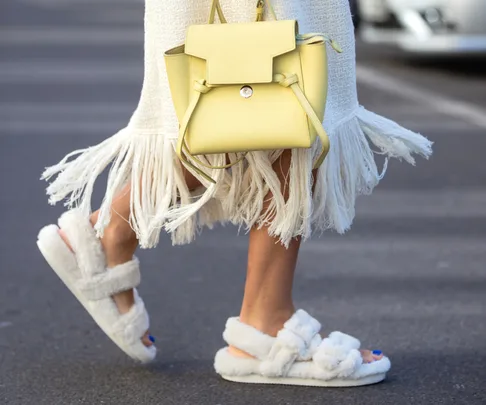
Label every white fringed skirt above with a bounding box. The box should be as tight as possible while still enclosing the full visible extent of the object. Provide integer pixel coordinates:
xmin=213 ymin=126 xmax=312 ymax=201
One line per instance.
xmin=41 ymin=0 xmax=433 ymax=249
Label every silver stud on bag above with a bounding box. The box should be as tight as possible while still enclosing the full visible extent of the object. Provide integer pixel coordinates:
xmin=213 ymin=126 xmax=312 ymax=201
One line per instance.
xmin=240 ymin=85 xmax=253 ymax=98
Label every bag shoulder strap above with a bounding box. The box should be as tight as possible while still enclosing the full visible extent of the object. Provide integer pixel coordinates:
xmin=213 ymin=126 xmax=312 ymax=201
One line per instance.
xmin=208 ymin=0 xmax=227 ymax=24
xmin=208 ymin=0 xmax=277 ymax=24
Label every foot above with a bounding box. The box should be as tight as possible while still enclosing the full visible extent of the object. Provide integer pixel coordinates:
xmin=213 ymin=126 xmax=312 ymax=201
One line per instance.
xmin=228 ymin=315 xmax=383 ymax=364
xmin=58 ymin=228 xmax=154 ymax=348
xmin=229 ymin=345 xmax=382 ymax=364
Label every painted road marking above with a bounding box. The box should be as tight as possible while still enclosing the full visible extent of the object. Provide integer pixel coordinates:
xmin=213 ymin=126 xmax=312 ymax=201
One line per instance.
xmin=357 ymin=65 xmax=486 ymax=130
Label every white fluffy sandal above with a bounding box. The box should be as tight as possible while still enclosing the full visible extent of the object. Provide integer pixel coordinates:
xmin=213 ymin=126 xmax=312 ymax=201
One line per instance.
xmin=36 ymin=209 xmax=156 ymax=363
xmin=214 ymin=309 xmax=391 ymax=387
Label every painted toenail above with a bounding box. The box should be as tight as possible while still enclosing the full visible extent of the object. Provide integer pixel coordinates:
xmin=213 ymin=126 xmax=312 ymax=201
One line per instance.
xmin=372 ymin=350 xmax=382 ymax=356
xmin=148 ymin=335 xmax=155 ymax=343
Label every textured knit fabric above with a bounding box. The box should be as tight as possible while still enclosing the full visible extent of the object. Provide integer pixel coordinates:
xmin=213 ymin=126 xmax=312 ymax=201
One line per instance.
xmin=42 ymin=0 xmax=433 ymax=248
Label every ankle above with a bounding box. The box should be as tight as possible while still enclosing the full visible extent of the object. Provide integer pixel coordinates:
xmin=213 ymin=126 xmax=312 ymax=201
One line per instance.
xmin=240 ymin=305 xmax=295 ymax=337
xmin=228 ymin=306 xmax=294 ymax=359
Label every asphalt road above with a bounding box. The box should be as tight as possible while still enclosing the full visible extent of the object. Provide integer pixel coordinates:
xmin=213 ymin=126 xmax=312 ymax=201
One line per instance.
xmin=1 ymin=1 xmax=486 ymax=404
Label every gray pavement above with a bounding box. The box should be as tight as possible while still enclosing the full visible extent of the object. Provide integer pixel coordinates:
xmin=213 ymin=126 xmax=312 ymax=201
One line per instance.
xmin=1 ymin=1 xmax=486 ymax=404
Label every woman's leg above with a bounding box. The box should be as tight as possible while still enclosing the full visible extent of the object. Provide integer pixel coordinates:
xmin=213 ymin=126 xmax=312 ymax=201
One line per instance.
xmin=58 ymin=167 xmax=203 ymax=347
xmin=236 ymin=150 xmax=298 ymax=338
xmin=229 ymin=150 xmax=384 ymax=363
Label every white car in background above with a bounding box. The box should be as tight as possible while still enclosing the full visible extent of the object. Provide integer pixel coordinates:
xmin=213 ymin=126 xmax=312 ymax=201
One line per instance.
xmin=357 ymin=0 xmax=486 ymax=54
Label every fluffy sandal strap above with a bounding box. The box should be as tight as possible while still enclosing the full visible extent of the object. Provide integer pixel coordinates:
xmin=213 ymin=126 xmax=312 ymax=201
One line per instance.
xmin=222 ymin=310 xmax=322 ymax=377
xmin=58 ymin=209 xmax=105 ymax=277
xmin=328 ymin=331 xmax=361 ymax=351
xmin=260 ymin=310 xmax=321 ymax=377
xmin=76 ymin=257 xmax=141 ymax=301
xmin=111 ymin=290 xmax=149 ymax=343
xmin=223 ymin=317 xmax=275 ymax=360
xmin=312 ymin=332 xmax=363 ymax=378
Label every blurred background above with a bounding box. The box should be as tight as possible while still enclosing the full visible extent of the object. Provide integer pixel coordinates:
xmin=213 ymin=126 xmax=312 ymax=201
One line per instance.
xmin=1 ymin=1 xmax=486 ymax=404
xmin=352 ymin=0 xmax=486 ymax=55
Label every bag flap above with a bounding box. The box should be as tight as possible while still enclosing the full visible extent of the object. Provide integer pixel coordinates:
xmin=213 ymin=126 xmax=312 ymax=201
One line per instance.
xmin=185 ymin=20 xmax=297 ymax=85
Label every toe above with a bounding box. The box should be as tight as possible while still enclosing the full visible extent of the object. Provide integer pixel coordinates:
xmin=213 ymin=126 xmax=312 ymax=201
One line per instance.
xmin=360 ymin=349 xmax=383 ymax=363
xmin=360 ymin=350 xmax=373 ymax=363
xmin=371 ymin=349 xmax=384 ymax=361
xmin=141 ymin=331 xmax=154 ymax=347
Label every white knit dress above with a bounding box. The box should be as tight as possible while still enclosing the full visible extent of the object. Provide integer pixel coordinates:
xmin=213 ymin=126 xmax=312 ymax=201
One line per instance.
xmin=42 ymin=0 xmax=432 ymax=249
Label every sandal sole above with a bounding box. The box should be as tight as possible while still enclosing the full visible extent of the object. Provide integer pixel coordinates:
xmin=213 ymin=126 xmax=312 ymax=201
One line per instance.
xmin=221 ymin=372 xmax=387 ymax=387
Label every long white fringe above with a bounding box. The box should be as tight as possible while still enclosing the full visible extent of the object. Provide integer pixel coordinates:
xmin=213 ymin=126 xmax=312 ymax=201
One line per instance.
xmin=41 ymin=106 xmax=432 ymax=248
xmin=311 ymin=106 xmax=433 ymax=235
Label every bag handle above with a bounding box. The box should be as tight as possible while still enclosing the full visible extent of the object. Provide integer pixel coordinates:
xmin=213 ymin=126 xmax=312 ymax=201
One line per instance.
xmin=208 ymin=0 xmax=227 ymax=24
xmin=176 ymin=75 xmax=331 ymax=184
xmin=208 ymin=0 xmax=277 ymax=24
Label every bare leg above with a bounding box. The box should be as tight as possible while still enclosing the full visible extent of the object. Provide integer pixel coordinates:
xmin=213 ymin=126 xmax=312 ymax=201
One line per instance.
xmin=58 ymin=167 xmax=203 ymax=347
xmin=229 ymin=150 xmax=383 ymax=363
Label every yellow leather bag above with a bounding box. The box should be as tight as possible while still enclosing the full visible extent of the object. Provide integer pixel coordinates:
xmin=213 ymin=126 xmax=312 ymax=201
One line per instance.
xmin=164 ymin=0 xmax=341 ymax=183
